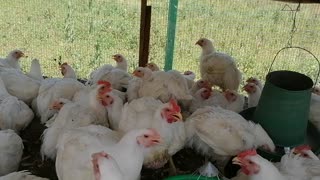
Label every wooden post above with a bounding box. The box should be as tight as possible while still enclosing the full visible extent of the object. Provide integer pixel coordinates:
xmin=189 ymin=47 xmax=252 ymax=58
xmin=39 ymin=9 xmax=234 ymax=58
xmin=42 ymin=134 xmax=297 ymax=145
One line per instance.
xmin=139 ymin=0 xmax=152 ymax=67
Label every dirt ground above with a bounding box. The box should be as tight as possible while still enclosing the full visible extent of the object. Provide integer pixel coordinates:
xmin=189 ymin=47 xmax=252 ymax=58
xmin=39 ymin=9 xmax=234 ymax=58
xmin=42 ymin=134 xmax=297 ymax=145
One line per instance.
xmin=18 ymin=117 xmax=208 ymax=180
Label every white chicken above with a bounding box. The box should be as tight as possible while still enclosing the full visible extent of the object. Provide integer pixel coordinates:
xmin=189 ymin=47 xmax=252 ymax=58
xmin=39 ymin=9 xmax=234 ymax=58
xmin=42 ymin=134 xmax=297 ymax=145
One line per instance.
xmin=189 ymin=79 xmax=212 ymax=96
xmin=145 ymin=62 xmax=160 ymax=71
xmin=0 ymin=170 xmax=49 ymax=180
xmin=189 ymin=88 xmax=228 ymax=113
xmin=55 ymin=126 xmax=161 ymax=180
xmin=40 ymin=81 xmax=112 ymax=160
xmin=126 ymin=76 xmax=142 ymax=102
xmin=183 ymin=70 xmax=196 ymax=89
xmin=119 ymin=97 xmax=185 ymax=171
xmin=59 ymin=62 xmax=77 ymax=79
xmin=246 ymin=77 xmax=264 ymax=90
xmin=223 ymin=89 xmax=245 ymax=113
xmin=185 ymin=106 xmax=275 ymax=169
xmin=44 ymin=98 xmax=71 ymax=128
xmin=243 ymin=83 xmax=261 ymax=108
xmin=308 ymin=94 xmax=320 ymax=134
xmin=232 ymin=148 xmax=320 ymax=180
xmin=112 ymin=54 xmax=128 ymax=72
xmin=91 ymin=151 xmax=123 ymax=180
xmin=133 ymin=67 xmax=192 ymax=103
xmin=0 ymin=49 xmax=26 ymax=70
xmin=26 ymin=59 xmax=44 ymax=81
xmin=0 ymin=77 xmax=34 ymax=131
xmin=196 ymin=38 xmax=242 ymax=91
xmin=313 ymin=86 xmax=320 ymax=96
xmin=36 ymin=71 xmax=84 ymax=123
xmin=0 ymin=129 xmax=24 ymax=176
xmin=0 ymin=68 xmax=40 ymax=104
xmin=86 ymin=55 xmax=131 ymax=91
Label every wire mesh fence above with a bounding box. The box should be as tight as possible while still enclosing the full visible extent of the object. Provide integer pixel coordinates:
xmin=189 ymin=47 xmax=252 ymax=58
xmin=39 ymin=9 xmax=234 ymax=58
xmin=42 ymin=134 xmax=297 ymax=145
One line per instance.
xmin=0 ymin=0 xmax=320 ymax=83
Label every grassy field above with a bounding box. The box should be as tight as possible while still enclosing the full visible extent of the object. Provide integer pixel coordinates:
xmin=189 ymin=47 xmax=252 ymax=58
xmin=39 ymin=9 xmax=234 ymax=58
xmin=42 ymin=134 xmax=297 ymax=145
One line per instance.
xmin=0 ymin=0 xmax=320 ymax=84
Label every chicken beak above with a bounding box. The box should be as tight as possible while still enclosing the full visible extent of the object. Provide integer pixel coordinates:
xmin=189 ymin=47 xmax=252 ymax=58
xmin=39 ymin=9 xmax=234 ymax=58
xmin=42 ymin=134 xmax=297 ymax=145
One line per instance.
xmin=172 ymin=112 xmax=183 ymax=122
xmin=112 ymin=55 xmax=117 ymax=61
xmin=151 ymin=134 xmax=162 ymax=144
xmin=232 ymin=157 xmax=242 ymax=166
xmin=195 ymin=41 xmax=200 ymax=46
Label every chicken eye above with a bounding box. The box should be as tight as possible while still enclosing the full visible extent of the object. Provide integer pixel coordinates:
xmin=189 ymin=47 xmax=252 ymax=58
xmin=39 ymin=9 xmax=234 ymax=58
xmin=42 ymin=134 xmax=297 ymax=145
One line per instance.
xmin=248 ymin=161 xmax=253 ymax=164
xmin=106 ymin=95 xmax=110 ymax=98
xmin=138 ymin=70 xmax=141 ymax=72
xmin=302 ymin=153 xmax=309 ymax=157
xmin=150 ymin=65 xmax=153 ymax=67
xmin=144 ymin=135 xmax=149 ymax=138
xmin=231 ymin=93 xmax=235 ymax=96
xmin=59 ymin=102 xmax=64 ymax=105
xmin=165 ymin=108 xmax=170 ymax=112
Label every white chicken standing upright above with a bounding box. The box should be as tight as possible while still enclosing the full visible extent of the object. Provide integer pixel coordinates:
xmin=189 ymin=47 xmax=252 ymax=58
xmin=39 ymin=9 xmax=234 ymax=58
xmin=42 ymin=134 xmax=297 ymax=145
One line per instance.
xmin=26 ymin=59 xmax=44 ymax=81
xmin=55 ymin=126 xmax=162 ymax=180
xmin=0 ymin=49 xmax=26 ymax=70
xmin=112 ymin=54 xmax=128 ymax=72
xmin=0 ymin=171 xmax=49 ymax=180
xmin=59 ymin=62 xmax=77 ymax=79
xmin=0 ymin=77 xmax=34 ymax=131
xmin=196 ymin=38 xmax=242 ymax=91
xmin=40 ymin=81 xmax=112 ymax=160
xmin=0 ymin=129 xmax=24 ymax=176
xmin=243 ymin=83 xmax=261 ymax=108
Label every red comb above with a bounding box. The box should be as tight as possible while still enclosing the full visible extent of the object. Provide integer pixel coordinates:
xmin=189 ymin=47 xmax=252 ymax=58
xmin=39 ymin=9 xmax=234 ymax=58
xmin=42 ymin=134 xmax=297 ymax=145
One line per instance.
xmin=97 ymin=80 xmax=111 ymax=88
xmin=295 ymin=145 xmax=311 ymax=152
xmin=169 ymin=98 xmax=181 ymax=112
xmin=237 ymin=149 xmax=257 ymax=159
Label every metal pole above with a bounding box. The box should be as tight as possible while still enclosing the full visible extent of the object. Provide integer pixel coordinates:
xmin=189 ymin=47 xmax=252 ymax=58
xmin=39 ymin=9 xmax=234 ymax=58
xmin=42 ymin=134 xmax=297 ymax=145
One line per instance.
xmin=164 ymin=0 xmax=179 ymax=71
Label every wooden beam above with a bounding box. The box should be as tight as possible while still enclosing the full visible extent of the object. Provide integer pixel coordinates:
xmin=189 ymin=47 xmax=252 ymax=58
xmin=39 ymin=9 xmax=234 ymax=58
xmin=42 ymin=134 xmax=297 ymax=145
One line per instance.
xmin=141 ymin=6 xmax=152 ymax=67
xmin=139 ymin=0 xmax=152 ymax=67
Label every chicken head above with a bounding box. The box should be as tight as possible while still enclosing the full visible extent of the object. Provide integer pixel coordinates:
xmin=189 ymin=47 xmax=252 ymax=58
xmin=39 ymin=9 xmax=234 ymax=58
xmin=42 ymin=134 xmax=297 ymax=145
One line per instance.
xmin=243 ymin=83 xmax=257 ymax=94
xmin=161 ymin=99 xmax=183 ymax=123
xmin=196 ymin=79 xmax=211 ymax=89
xmin=223 ymin=89 xmax=237 ymax=102
xmin=232 ymin=149 xmax=261 ymax=176
xmin=49 ymin=100 xmax=66 ymax=110
xmin=292 ymin=145 xmax=319 ymax=160
xmin=59 ymin=62 xmax=69 ymax=76
xmin=145 ymin=62 xmax=160 ymax=71
xmin=136 ymin=128 xmax=162 ymax=148
xmin=96 ymin=80 xmax=113 ymax=106
xmin=9 ymin=49 xmax=26 ymax=60
xmin=112 ymin=54 xmax=124 ymax=63
xmin=195 ymin=38 xmax=211 ymax=47
xmin=313 ymin=86 xmax=320 ymax=96
xmin=200 ymin=88 xmax=212 ymax=100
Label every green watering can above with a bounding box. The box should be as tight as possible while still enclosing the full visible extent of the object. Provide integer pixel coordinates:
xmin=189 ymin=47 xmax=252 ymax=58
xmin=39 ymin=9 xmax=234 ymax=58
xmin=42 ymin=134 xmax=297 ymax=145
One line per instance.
xmin=253 ymin=47 xmax=320 ymax=147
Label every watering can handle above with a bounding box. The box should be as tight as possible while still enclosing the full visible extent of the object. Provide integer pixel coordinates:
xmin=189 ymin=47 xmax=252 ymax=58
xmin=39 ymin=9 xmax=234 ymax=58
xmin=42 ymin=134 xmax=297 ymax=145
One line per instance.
xmin=268 ymin=46 xmax=320 ymax=87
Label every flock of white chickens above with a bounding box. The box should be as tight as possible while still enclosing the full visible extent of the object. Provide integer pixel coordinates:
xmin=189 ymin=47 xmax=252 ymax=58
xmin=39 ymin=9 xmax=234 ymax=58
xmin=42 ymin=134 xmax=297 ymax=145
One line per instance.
xmin=0 ymin=38 xmax=320 ymax=180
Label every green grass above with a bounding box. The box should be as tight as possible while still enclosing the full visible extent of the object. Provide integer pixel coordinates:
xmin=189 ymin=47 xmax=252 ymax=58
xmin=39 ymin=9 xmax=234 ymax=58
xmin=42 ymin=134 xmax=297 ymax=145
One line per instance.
xmin=0 ymin=0 xmax=320 ymax=84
